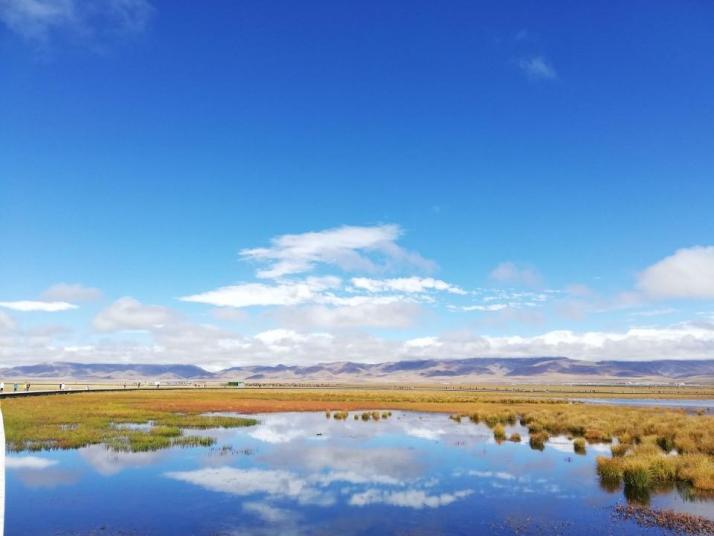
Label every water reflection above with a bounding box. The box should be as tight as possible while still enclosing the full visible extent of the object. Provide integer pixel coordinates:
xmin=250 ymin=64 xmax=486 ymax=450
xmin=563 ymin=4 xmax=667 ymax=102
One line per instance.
xmin=576 ymin=398 xmax=714 ymax=410
xmin=4 ymin=410 xmax=714 ymax=535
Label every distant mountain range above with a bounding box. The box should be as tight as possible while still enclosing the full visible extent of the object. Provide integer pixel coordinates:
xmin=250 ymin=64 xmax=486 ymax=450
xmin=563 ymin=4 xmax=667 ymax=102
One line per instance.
xmin=1 ymin=357 xmax=713 ymax=383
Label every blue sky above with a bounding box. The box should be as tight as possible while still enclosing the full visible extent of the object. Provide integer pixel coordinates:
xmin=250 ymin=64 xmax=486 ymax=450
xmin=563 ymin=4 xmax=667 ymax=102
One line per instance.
xmin=1 ymin=0 xmax=713 ymax=368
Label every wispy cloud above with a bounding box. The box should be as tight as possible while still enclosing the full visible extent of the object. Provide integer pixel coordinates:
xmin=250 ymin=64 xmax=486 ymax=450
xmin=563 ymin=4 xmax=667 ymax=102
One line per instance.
xmin=180 ymin=277 xmax=342 ymax=308
xmin=0 ymin=300 xmax=77 ymax=312
xmin=489 ymin=262 xmax=542 ymax=287
xmin=0 ymin=0 xmax=154 ymax=45
xmin=351 ymin=276 xmax=465 ymax=295
xmin=93 ymin=297 xmax=175 ymax=331
xmin=240 ymin=224 xmax=435 ymax=279
xmin=42 ymin=282 xmax=102 ymax=302
xmin=452 ymin=304 xmax=509 ymax=312
xmin=517 ymin=55 xmax=557 ymax=80
xmin=5 ymin=456 xmax=58 ymax=469
xmin=349 ymin=488 xmax=473 ymax=509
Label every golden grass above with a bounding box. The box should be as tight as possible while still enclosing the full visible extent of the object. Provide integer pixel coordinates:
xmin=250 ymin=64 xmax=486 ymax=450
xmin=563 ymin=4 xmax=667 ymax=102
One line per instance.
xmin=0 ymin=391 xmax=256 ymax=452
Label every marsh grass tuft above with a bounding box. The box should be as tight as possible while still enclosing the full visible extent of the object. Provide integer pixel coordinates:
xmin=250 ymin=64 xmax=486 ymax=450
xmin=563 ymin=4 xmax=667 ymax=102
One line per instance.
xmin=529 ymin=431 xmax=549 ymax=451
xmin=573 ymin=437 xmax=586 ymax=454
xmin=611 ymin=443 xmax=629 ymax=457
xmin=493 ymin=423 xmax=506 ymax=442
xmin=657 ymin=435 xmax=675 ymax=453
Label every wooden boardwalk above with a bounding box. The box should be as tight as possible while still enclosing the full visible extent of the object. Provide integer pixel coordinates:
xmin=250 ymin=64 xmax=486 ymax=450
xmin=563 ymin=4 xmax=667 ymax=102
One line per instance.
xmin=0 ymin=387 xmax=195 ymax=399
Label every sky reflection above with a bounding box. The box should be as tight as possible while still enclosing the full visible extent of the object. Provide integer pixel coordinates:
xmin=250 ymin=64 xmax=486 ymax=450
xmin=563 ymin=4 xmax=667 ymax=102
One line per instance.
xmin=4 ymin=410 xmax=714 ymax=535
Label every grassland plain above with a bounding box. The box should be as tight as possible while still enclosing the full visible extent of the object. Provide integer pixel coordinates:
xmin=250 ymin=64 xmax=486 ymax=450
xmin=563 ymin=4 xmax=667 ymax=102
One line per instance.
xmin=1 ymin=387 xmax=713 ymax=496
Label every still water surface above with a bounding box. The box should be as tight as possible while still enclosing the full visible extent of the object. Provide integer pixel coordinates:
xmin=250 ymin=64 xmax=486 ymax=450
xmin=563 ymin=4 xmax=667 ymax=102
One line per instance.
xmin=574 ymin=398 xmax=714 ymax=410
xmin=5 ymin=411 xmax=714 ymax=535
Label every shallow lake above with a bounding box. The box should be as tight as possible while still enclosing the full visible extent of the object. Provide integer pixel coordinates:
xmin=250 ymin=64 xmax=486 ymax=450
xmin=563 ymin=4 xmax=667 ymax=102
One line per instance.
xmin=5 ymin=411 xmax=714 ymax=535
xmin=575 ymin=398 xmax=714 ymax=410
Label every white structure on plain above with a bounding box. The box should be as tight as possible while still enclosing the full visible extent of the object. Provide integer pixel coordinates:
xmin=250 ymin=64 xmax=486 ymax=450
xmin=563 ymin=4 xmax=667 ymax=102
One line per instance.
xmin=0 ymin=406 xmax=4 ymax=536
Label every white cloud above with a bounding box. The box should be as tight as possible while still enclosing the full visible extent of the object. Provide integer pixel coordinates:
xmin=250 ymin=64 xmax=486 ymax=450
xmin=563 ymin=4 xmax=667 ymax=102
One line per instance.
xmin=42 ymin=283 xmax=102 ymax=302
xmin=518 ymin=55 xmax=557 ymax=80
xmin=181 ymin=276 xmax=424 ymax=329
xmin=7 ymin=277 xmax=714 ymax=368
xmin=454 ymin=304 xmax=509 ymax=312
xmin=79 ymin=445 xmax=164 ymax=476
xmin=240 ymin=224 xmax=435 ymax=279
xmin=351 ymin=277 xmax=465 ymax=295
xmin=0 ymin=310 xmax=17 ymax=330
xmin=404 ymin=336 xmax=441 ymax=349
xmin=0 ymin=0 xmax=153 ymax=43
xmin=180 ymin=277 xmax=341 ymax=308
xmin=349 ymin=488 xmax=473 ymax=509
xmin=0 ymin=300 xmax=77 ymax=312
xmin=629 ymin=308 xmax=677 ymax=318
xmin=93 ymin=297 xmax=175 ymax=331
xmin=638 ymin=246 xmax=714 ymax=300
xmin=5 ymin=456 xmax=58 ymax=470
xmin=489 ymin=262 xmax=541 ymax=287
xmin=400 ymin=322 xmax=714 ymax=361
xmin=277 ymin=302 xmax=423 ymax=329
xmin=242 ymin=502 xmax=296 ymax=525
xmin=165 ymin=467 xmax=334 ymax=506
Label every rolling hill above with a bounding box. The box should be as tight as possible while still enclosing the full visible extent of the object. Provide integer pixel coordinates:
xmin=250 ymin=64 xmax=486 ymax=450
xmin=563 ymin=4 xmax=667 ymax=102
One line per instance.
xmin=1 ymin=357 xmax=713 ymax=383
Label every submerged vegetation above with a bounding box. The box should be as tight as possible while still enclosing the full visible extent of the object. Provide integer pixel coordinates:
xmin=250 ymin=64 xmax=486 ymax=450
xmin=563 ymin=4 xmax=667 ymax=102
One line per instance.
xmin=327 ymin=410 xmax=391 ymax=421
xmin=613 ymin=504 xmax=714 ymax=535
xmin=1 ymin=386 xmax=713 ymax=495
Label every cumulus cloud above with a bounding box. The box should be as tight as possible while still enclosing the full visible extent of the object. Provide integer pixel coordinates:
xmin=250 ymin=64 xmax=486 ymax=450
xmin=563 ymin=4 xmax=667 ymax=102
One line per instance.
xmin=165 ymin=467 xmax=334 ymax=506
xmin=402 ymin=322 xmax=714 ymax=361
xmin=638 ymin=246 xmax=714 ymax=300
xmin=489 ymin=262 xmax=542 ymax=287
xmin=351 ymin=277 xmax=465 ymax=295
xmin=0 ymin=300 xmax=77 ymax=312
xmin=93 ymin=297 xmax=176 ymax=331
xmin=240 ymin=224 xmax=435 ymax=279
xmin=5 ymin=314 xmax=714 ymax=368
xmin=518 ymin=55 xmax=557 ymax=80
xmin=42 ymin=282 xmax=102 ymax=302
xmin=0 ymin=0 xmax=154 ymax=44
